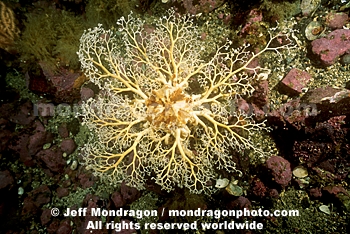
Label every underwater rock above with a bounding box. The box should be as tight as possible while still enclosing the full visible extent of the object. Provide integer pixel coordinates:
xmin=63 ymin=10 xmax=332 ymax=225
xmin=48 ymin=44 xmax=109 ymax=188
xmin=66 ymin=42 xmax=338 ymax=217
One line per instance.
xmin=0 ymin=170 xmax=14 ymax=189
xmin=280 ymin=68 xmax=312 ymax=95
xmin=227 ymin=196 xmax=251 ymax=211
xmin=40 ymin=208 xmax=52 ymax=226
xmin=325 ymin=12 xmax=348 ymax=29
xmin=37 ymin=146 xmax=66 ymax=173
xmin=60 ymin=138 xmax=77 ymax=155
xmin=300 ymin=0 xmax=321 ymax=16
xmin=311 ymin=29 xmax=350 ymax=66
xmin=78 ymin=173 xmax=94 ymax=189
xmin=56 ymin=219 xmax=73 ymax=234
xmin=309 ymin=187 xmax=322 ymax=198
xmin=56 ymin=187 xmax=69 ymax=198
xmin=21 ymin=185 xmax=51 ymax=216
xmin=120 ymin=181 xmax=141 ymax=204
xmin=111 ymin=191 xmax=126 ymax=208
xmin=266 ymin=156 xmax=292 ymax=187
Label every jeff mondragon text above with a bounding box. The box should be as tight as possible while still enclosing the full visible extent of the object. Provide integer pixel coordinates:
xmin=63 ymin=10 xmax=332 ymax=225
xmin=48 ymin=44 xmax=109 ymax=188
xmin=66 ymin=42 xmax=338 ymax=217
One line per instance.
xmin=64 ymin=208 xmax=299 ymax=219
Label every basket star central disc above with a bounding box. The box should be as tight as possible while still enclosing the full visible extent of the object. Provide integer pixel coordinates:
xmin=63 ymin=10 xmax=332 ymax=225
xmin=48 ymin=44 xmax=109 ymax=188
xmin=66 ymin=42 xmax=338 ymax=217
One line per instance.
xmin=145 ymin=83 xmax=200 ymax=141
